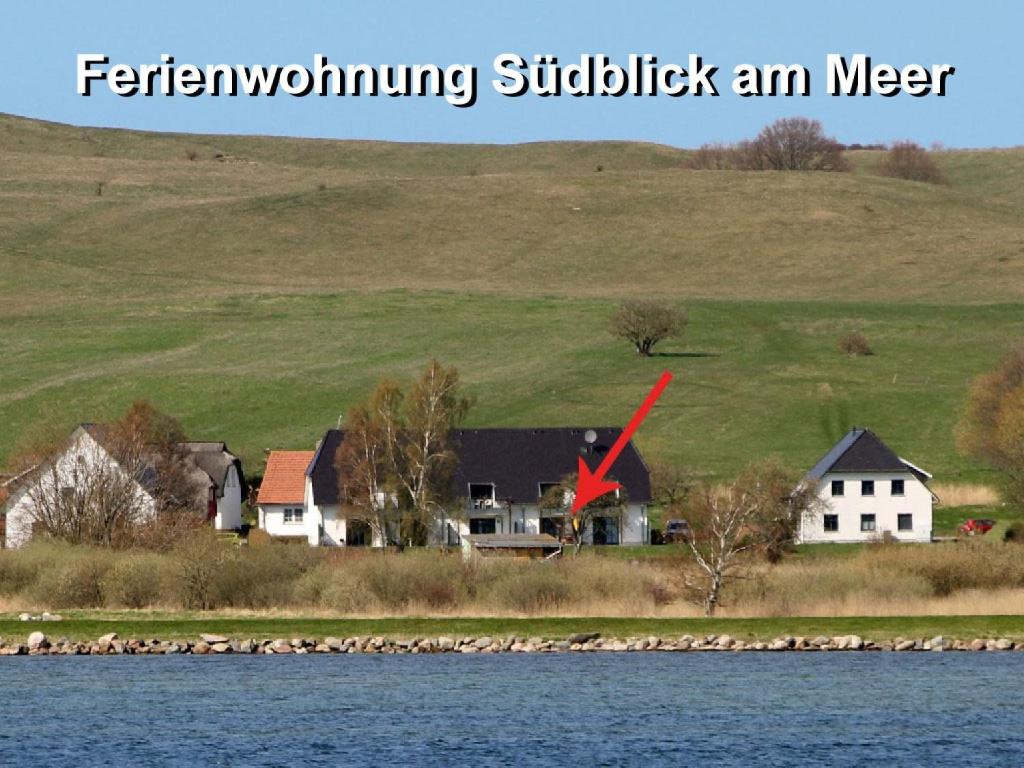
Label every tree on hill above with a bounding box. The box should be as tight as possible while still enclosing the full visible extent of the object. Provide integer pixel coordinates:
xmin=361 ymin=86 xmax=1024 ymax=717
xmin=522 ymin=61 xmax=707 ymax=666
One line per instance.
xmin=610 ymin=300 xmax=687 ymax=356
xmin=876 ymin=141 xmax=946 ymax=184
xmin=740 ymin=117 xmax=848 ymax=172
xmin=689 ymin=117 xmax=848 ymax=172
xmin=336 ymin=360 xmax=472 ymax=546
xmin=957 ymin=343 xmax=1024 ymax=508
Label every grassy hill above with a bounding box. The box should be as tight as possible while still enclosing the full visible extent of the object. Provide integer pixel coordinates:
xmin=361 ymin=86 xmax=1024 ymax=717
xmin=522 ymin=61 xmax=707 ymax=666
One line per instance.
xmin=1 ymin=113 xmax=1021 ymax=484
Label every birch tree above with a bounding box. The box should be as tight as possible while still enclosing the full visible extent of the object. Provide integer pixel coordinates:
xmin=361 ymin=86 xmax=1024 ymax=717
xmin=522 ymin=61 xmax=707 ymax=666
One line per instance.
xmin=335 ymin=360 xmax=472 ymax=547
xmin=683 ymin=460 xmax=816 ymax=615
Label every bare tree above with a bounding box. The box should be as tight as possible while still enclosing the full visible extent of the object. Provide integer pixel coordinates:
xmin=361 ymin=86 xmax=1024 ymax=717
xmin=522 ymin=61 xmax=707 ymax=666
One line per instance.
xmin=540 ymin=473 xmax=627 ymax=555
xmin=876 ymin=141 xmax=945 ymax=184
xmin=740 ymin=117 xmax=848 ymax=172
xmin=11 ymin=402 xmax=205 ymax=547
xmin=683 ymin=460 xmax=817 ymax=615
xmin=610 ymin=300 xmax=687 ymax=356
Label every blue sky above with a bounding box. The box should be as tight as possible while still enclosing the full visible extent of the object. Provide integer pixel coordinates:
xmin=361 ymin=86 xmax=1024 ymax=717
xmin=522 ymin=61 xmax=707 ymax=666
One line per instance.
xmin=3 ymin=1 xmax=1021 ymax=147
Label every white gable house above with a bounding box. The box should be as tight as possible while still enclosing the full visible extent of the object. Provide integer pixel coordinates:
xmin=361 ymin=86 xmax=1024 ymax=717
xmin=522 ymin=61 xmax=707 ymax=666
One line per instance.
xmin=1 ymin=426 xmax=246 ymax=548
xmin=798 ymin=428 xmax=936 ymax=544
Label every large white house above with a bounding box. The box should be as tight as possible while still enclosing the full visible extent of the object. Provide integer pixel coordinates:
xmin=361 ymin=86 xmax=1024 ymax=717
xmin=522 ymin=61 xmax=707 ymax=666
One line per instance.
xmin=1 ymin=425 xmax=246 ymax=548
xmin=798 ymin=427 xmax=936 ymax=544
xmin=257 ymin=427 xmax=652 ymax=547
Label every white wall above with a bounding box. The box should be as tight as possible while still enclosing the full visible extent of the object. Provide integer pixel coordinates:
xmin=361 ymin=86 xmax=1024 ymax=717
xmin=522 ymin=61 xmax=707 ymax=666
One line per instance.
xmin=451 ymin=503 xmax=648 ymax=545
xmin=799 ymin=471 xmax=933 ymax=544
xmin=214 ymin=464 xmax=243 ymax=531
xmin=259 ymin=503 xmax=313 ymax=539
xmin=3 ymin=429 xmax=156 ymax=549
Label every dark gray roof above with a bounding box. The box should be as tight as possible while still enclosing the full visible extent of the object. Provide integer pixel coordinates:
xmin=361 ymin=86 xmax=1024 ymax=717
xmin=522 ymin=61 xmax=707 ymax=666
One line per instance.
xmin=465 ymin=533 xmax=561 ymax=549
xmin=182 ymin=442 xmax=246 ymax=498
xmin=806 ymin=428 xmax=928 ymax=481
xmin=308 ymin=427 xmax=652 ymax=506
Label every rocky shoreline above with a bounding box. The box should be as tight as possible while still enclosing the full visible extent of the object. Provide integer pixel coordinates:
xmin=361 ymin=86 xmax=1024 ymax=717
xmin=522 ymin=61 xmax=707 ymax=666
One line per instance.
xmin=3 ymin=631 xmax=1024 ymax=656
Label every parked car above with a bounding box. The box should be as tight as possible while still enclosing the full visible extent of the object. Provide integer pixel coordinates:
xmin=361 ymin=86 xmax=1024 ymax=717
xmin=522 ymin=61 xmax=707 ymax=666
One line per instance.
xmin=664 ymin=519 xmax=691 ymax=543
xmin=960 ymin=518 xmax=997 ymax=536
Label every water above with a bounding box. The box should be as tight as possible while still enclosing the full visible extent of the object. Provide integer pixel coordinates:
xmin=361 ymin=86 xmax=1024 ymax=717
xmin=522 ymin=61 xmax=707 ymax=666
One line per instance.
xmin=1 ymin=653 xmax=1022 ymax=766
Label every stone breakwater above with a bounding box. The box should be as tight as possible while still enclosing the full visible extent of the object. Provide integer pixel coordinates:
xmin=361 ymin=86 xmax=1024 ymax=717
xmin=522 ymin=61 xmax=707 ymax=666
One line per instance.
xmin=2 ymin=631 xmax=1024 ymax=656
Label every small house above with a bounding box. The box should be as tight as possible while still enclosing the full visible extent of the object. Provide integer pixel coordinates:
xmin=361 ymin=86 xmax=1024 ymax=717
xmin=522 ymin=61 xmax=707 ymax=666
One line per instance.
xmin=256 ymin=450 xmax=316 ymax=542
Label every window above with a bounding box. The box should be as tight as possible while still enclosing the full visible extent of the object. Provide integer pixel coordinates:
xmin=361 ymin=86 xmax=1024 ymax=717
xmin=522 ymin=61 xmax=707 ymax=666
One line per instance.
xmin=891 ymin=479 xmax=905 ymax=496
xmin=898 ymin=513 xmax=913 ymax=531
xmin=861 ymin=480 xmax=875 ymax=496
xmin=860 ymin=514 xmax=876 ymax=532
xmin=283 ymin=507 xmax=303 ymax=524
xmin=469 ymin=517 xmax=497 ymax=535
xmin=823 ymin=514 xmax=839 ymax=532
xmin=831 ymin=480 xmax=844 ymax=497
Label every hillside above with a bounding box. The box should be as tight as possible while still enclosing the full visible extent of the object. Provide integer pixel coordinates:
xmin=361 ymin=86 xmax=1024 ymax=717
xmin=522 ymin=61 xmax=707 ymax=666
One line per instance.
xmin=1 ymin=113 xmax=1021 ymax=482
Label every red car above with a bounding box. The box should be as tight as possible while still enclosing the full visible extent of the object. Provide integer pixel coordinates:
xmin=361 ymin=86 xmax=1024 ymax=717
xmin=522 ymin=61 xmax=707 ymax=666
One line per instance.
xmin=960 ymin=518 xmax=997 ymax=536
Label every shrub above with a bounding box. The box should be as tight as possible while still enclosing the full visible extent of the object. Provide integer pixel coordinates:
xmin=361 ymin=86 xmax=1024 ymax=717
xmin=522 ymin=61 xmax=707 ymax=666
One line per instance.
xmin=173 ymin=530 xmax=230 ymax=610
xmin=838 ymin=332 xmax=872 ymax=357
xmin=484 ymin=564 xmax=571 ymax=613
xmin=876 ymin=141 xmax=945 ymax=184
xmin=31 ymin=549 xmax=113 ymax=608
xmin=103 ymin=552 xmax=168 ymax=608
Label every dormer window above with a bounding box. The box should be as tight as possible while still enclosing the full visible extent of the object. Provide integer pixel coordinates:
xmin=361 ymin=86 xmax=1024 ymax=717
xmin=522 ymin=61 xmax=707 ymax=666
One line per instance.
xmin=469 ymin=483 xmax=496 ymax=509
xmin=538 ymin=482 xmax=560 ymax=499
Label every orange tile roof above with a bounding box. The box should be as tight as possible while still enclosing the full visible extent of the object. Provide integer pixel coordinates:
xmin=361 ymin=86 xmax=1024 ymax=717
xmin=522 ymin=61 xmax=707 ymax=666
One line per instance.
xmin=257 ymin=451 xmax=314 ymax=505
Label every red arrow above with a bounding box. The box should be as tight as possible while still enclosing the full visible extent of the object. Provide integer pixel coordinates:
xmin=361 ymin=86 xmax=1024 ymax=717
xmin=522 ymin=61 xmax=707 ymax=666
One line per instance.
xmin=571 ymin=370 xmax=673 ymax=514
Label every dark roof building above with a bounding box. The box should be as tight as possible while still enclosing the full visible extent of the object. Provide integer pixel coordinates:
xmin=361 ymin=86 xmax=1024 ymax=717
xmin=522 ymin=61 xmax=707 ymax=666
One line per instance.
xmin=806 ymin=428 xmax=931 ymax=483
xmin=307 ymin=427 xmax=652 ymax=506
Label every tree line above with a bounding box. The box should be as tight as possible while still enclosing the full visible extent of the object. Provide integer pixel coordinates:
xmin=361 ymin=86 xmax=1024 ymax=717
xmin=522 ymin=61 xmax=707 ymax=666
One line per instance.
xmin=688 ymin=116 xmax=945 ymax=184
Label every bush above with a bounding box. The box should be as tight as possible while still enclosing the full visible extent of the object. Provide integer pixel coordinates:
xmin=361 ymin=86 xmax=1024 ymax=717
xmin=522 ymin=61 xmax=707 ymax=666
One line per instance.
xmin=838 ymin=332 xmax=872 ymax=357
xmin=173 ymin=530 xmax=230 ymax=610
xmin=31 ymin=549 xmax=113 ymax=608
xmin=102 ymin=552 xmax=168 ymax=608
xmin=876 ymin=141 xmax=945 ymax=184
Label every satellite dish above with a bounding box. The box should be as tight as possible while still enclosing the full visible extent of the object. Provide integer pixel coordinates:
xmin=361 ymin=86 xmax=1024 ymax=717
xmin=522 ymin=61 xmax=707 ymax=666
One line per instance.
xmin=584 ymin=429 xmax=598 ymax=444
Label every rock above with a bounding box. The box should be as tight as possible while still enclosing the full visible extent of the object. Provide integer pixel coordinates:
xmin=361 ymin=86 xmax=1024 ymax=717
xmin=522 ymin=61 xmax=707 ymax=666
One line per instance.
xmin=211 ymin=643 xmax=232 ymax=654
xmin=165 ymin=643 xmax=182 ymax=654
xmin=201 ymin=634 xmax=229 ymax=644
xmin=929 ymin=636 xmax=946 ymax=651
xmin=969 ymin=638 xmax=986 ymax=651
xmin=18 ymin=613 xmax=31 ymax=622
xmin=40 ymin=612 xmax=63 ymax=622
xmin=894 ymin=640 xmax=915 ymax=651
xmin=271 ymin=639 xmax=293 ymax=654
xmin=460 ymin=646 xmax=479 ymax=654
xmin=193 ymin=642 xmax=211 ymax=655
xmin=716 ymin=635 xmax=733 ymax=649
xmin=27 ymin=631 xmax=48 ymax=650
xmin=473 ymin=637 xmax=493 ymax=649
xmin=995 ymin=638 xmax=1013 ymax=650
xmin=568 ymin=632 xmax=599 ymax=644
xmin=324 ymin=637 xmax=345 ymax=651
xmin=553 ymin=641 xmax=571 ymax=651
xmin=848 ymin=635 xmax=864 ymax=651
xmin=98 ymin=632 xmax=118 ymax=645
xmin=437 ymin=637 xmax=455 ymax=651
xmin=239 ymin=640 xmax=254 ymax=654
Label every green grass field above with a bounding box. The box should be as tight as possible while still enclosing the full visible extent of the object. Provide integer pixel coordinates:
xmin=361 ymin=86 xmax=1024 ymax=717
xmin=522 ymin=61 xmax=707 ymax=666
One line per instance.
xmin=4 ymin=613 xmax=1024 ymax=643
xmin=1 ymin=113 xmax=1022 ymax=484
